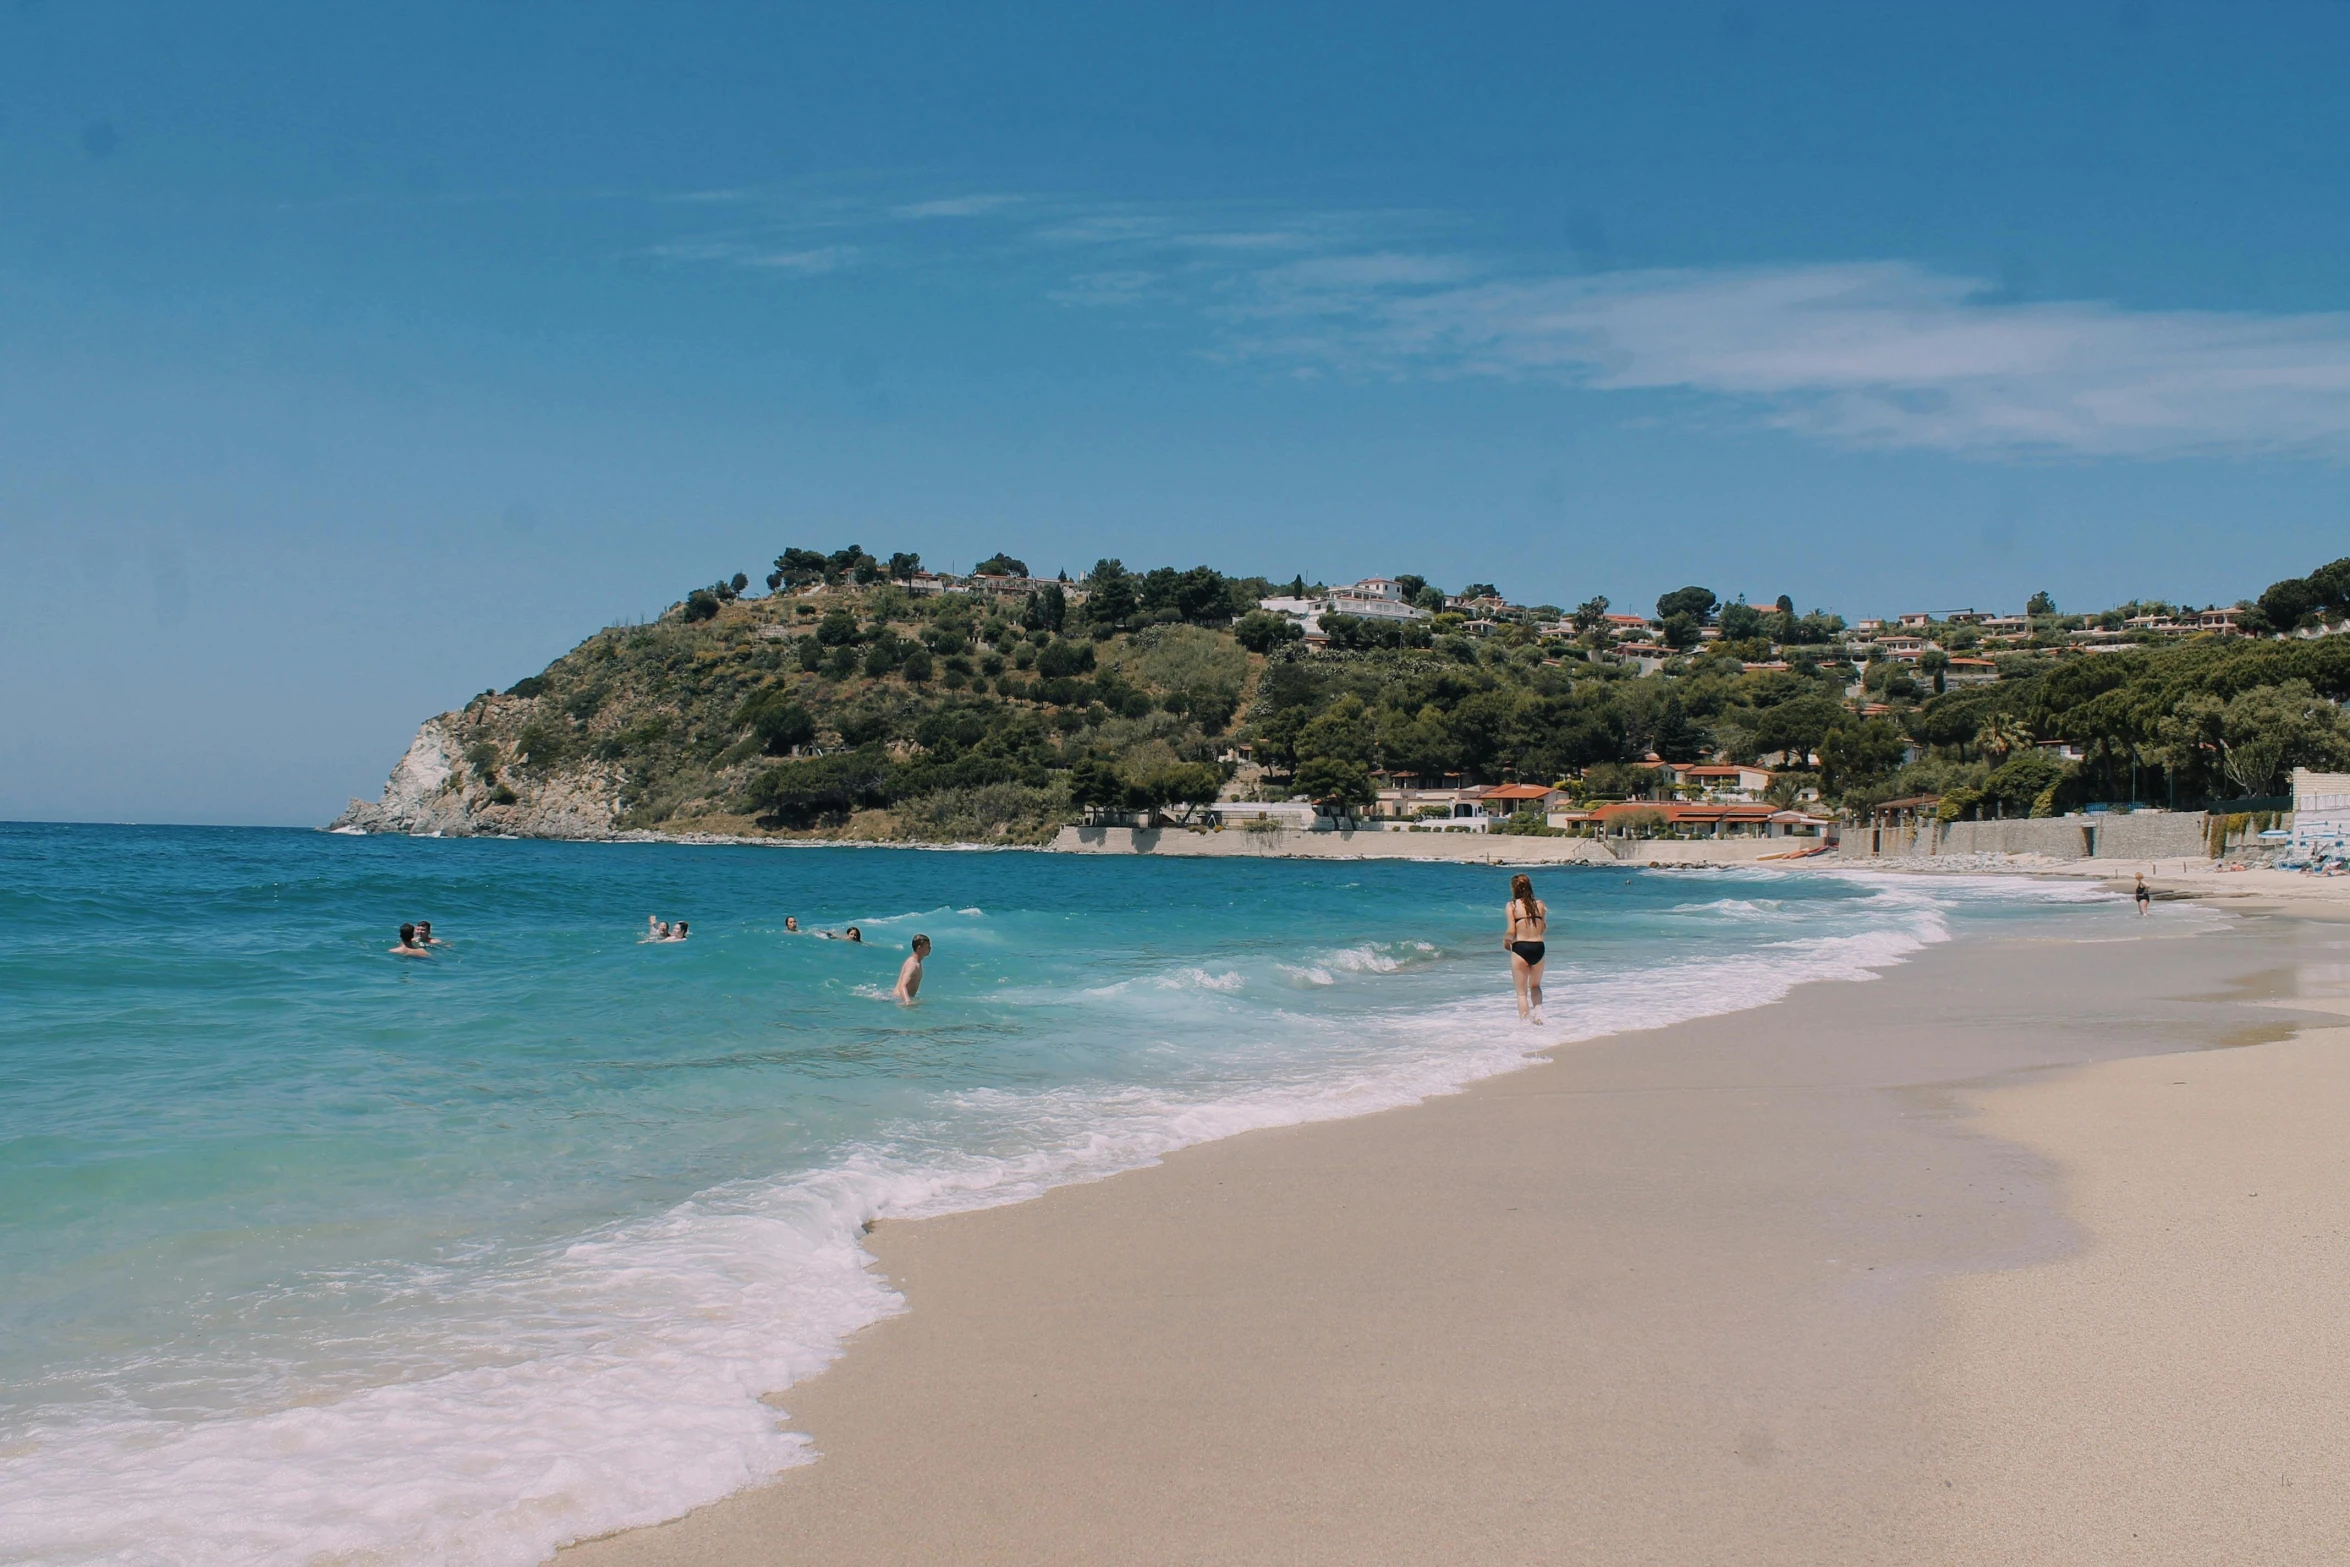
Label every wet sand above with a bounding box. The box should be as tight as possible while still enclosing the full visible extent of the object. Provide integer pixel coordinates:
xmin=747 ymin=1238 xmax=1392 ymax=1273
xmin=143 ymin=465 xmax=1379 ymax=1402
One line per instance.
xmin=563 ymin=907 xmax=2350 ymax=1566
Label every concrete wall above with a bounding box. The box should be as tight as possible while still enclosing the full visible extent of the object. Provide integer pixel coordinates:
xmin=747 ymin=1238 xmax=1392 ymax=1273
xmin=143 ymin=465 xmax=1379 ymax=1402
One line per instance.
xmin=1052 ymin=826 xmax=1809 ymax=866
xmin=1836 ymin=810 xmax=2209 ymax=862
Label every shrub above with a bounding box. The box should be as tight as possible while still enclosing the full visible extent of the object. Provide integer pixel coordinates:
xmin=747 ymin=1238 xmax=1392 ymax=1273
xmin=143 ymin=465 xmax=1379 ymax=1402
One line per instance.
xmin=901 ymin=647 xmax=934 ymax=683
xmin=683 ymin=590 xmax=721 ymax=622
xmin=506 ymin=675 xmax=549 ymax=699
xmin=733 ymin=687 xmax=816 ymax=755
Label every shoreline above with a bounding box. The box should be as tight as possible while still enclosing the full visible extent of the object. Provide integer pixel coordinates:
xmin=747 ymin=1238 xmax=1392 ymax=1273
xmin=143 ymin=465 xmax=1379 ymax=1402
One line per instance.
xmin=562 ymin=896 xmax=2345 ymax=1566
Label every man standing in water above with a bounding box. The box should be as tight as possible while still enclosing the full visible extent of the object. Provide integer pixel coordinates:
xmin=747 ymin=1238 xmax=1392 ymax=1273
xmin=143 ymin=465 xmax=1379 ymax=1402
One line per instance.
xmin=893 ymin=934 xmax=931 ymax=1004
xmin=389 ymin=923 xmax=432 ymax=958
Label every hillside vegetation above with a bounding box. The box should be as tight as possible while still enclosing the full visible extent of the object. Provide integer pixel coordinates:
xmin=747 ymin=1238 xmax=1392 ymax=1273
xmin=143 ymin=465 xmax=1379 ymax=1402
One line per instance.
xmin=339 ymin=550 xmax=2350 ymax=842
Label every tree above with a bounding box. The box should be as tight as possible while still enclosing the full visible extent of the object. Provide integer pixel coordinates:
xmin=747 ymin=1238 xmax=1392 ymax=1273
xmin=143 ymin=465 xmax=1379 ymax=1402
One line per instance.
xmin=744 ymin=749 xmax=894 ymax=827
xmin=1142 ymin=761 xmax=1225 ymax=823
xmin=1394 ymin=574 xmax=1429 ymax=603
xmin=1818 ymin=718 xmax=1906 ymax=796
xmin=1917 ymin=647 xmax=1950 ymax=694
xmin=733 ymin=687 xmax=816 ymax=755
xmin=1718 ymin=601 xmax=1763 ymax=642
xmin=1024 ymin=583 xmax=1067 ymax=633
xmin=899 ymin=647 xmax=934 ymax=683
xmin=2259 ymin=575 xmax=2323 ymax=634
xmin=1655 ymin=585 xmax=1719 ymax=624
xmin=2026 ymin=590 xmax=2057 ymax=618
xmin=1659 ymin=612 xmax=1702 ymax=651
xmin=887 ymin=551 xmax=922 ymax=583
xmin=974 ymin=552 xmax=1029 ymax=578
xmin=1234 ymin=610 xmax=1303 ymax=653
xmin=1775 ymin=594 xmax=1795 ymax=615
xmin=1295 ymin=755 xmax=1374 ymax=813
xmin=683 ymin=589 xmax=721 ymax=622
xmin=1572 ymin=595 xmax=1611 ymax=635
xmin=2215 ymin=680 xmax=2350 ymax=797
xmin=769 ymin=547 xmax=830 ymax=591
xmin=1974 ymin=711 xmax=2034 ymax=766
xmin=1084 ymin=559 xmax=1138 ymax=627
xmin=1461 ymin=582 xmax=1500 ymax=601
xmin=730 ymin=572 xmax=749 ymax=595
xmin=1285 ymin=574 xmax=1307 ymax=597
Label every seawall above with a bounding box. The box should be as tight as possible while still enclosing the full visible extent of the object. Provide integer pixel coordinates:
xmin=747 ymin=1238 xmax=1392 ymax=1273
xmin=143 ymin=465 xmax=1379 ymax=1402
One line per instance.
xmin=1836 ymin=811 xmax=2210 ymax=863
xmin=1049 ymin=826 xmax=1812 ymax=866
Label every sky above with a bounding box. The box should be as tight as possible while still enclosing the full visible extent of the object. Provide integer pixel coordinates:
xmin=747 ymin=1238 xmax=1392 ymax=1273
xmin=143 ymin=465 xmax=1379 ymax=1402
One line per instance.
xmin=7 ymin=2 xmax=2350 ymax=824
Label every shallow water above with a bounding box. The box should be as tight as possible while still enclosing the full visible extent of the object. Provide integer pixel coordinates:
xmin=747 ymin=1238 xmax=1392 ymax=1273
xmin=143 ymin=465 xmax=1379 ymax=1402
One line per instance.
xmin=0 ymin=823 xmax=2118 ymax=1565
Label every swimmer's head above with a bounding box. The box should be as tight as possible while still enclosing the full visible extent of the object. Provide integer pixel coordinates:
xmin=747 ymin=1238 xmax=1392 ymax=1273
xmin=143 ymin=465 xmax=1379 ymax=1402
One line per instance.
xmin=398 ymin=923 xmax=417 ymax=945
xmin=845 ymin=926 xmax=862 ymax=943
xmin=416 ymin=921 xmax=433 ymax=936
xmin=911 ymin=934 xmax=931 ymax=956
xmin=785 ymin=916 xmax=799 ymax=931
xmin=675 ymin=921 xmax=688 ymax=935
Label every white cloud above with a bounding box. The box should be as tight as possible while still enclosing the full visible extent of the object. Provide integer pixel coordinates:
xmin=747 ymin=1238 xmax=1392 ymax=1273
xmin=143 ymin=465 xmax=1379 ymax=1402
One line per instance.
xmin=741 ymin=245 xmax=860 ymax=274
xmin=891 ymin=194 xmax=1023 ymax=219
xmin=1214 ymin=259 xmax=2350 ymax=458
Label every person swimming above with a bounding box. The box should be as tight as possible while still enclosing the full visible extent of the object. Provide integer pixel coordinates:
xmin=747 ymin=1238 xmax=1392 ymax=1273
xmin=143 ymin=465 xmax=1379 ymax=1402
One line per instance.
xmin=390 ymin=923 xmax=432 ymax=958
xmin=1504 ymin=873 xmax=1547 ymax=1023
xmin=667 ymin=920 xmax=689 ymax=941
xmin=784 ymin=916 xmax=800 ymax=933
xmin=893 ymin=934 xmax=931 ymax=1004
xmin=414 ymin=920 xmax=450 ymax=948
xmin=643 ymin=918 xmax=671 ymax=943
xmin=816 ymin=925 xmax=864 ymax=943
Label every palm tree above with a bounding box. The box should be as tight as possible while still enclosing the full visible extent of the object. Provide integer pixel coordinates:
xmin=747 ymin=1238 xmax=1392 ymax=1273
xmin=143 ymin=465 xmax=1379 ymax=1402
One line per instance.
xmin=1975 ymin=712 xmax=2034 ymax=766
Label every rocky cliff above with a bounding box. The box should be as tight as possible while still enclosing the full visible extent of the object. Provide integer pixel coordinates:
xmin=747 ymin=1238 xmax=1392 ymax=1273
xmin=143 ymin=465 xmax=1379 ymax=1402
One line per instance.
xmin=331 ymin=706 xmax=630 ymax=839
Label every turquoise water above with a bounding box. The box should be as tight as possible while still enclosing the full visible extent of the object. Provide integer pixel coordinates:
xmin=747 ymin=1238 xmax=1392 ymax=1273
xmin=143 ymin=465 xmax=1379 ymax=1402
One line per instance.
xmin=0 ymin=824 xmax=2116 ymax=1565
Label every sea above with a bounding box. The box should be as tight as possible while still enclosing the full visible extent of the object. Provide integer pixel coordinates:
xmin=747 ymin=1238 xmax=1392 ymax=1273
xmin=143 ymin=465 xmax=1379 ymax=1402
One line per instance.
xmin=0 ymin=822 xmax=2121 ymax=1566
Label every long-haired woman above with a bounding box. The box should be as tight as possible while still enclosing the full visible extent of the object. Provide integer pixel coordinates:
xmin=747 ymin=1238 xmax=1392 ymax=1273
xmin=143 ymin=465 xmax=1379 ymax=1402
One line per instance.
xmin=1504 ymin=873 xmax=1548 ymax=1023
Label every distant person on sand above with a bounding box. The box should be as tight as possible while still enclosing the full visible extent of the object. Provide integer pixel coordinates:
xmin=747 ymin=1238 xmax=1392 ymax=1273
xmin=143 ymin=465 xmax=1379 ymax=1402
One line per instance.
xmin=2135 ymin=874 xmax=2152 ymax=916
xmin=893 ymin=934 xmax=931 ymax=1004
xmin=390 ymin=923 xmax=431 ymax=958
xmin=1504 ymin=873 xmax=1547 ymax=1024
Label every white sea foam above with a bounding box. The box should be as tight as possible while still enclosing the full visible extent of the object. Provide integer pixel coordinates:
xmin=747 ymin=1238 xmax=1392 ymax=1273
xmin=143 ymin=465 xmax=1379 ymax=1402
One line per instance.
xmin=0 ymin=876 xmax=2049 ymax=1567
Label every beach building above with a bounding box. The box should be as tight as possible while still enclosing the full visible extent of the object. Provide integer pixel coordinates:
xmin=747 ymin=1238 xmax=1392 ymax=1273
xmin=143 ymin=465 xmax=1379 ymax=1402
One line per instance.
xmin=2291 ymin=769 xmax=2350 ymax=858
xmin=1667 ymin=764 xmax=1775 ymax=801
xmin=1577 ymin=800 xmax=1824 ymax=839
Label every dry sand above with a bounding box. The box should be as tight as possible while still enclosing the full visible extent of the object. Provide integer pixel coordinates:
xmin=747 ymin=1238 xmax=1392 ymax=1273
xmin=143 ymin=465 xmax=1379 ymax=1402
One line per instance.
xmin=563 ymin=902 xmax=2350 ymax=1567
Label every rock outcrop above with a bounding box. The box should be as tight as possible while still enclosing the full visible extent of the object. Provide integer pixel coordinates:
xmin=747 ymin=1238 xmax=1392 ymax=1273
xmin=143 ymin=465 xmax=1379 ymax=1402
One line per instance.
xmin=332 ymin=712 xmax=626 ymax=839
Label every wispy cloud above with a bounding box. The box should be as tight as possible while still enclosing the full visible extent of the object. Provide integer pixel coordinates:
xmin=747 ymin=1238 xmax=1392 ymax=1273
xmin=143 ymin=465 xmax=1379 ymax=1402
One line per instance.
xmin=633 ymin=188 xmax=2350 ymax=459
xmin=742 ymin=245 xmax=861 ymax=274
xmin=891 ymin=194 xmax=1023 ymax=219
xmin=1213 ymin=259 xmax=2350 ymax=459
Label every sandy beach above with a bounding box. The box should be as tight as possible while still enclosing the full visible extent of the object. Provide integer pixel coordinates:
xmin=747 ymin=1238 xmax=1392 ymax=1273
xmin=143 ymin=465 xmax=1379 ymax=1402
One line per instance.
xmin=560 ymin=887 xmax=2350 ymax=1566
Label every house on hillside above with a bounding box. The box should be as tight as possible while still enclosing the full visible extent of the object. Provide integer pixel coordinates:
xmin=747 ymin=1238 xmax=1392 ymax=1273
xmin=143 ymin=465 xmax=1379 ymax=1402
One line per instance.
xmin=1667 ymin=764 xmax=1775 ymax=801
xmin=1944 ymin=656 xmax=1999 ymax=686
xmin=1327 ymin=579 xmax=1432 ymax=622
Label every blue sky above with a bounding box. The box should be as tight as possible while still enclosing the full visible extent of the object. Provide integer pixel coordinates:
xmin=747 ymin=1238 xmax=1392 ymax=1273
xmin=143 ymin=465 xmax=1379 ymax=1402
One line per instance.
xmin=8 ymin=2 xmax=2350 ymax=824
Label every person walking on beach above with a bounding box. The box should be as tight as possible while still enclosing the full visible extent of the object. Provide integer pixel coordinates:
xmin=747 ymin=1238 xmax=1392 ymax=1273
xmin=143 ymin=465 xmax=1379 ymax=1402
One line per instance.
xmin=894 ymin=934 xmax=931 ymax=1004
xmin=1504 ymin=873 xmax=1547 ymax=1024
xmin=390 ymin=923 xmax=432 ymax=958
xmin=2135 ymin=873 xmax=2152 ymax=916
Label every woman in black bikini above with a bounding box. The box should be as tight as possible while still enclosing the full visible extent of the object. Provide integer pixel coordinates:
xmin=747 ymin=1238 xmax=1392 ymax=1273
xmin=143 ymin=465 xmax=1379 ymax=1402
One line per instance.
xmin=1505 ymin=872 xmax=1548 ymax=1023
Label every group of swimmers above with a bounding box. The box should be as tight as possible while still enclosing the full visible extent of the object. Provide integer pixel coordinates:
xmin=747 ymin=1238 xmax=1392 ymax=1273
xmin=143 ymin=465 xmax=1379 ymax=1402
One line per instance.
xmin=391 ymin=912 xmax=929 ymax=1002
xmin=388 ymin=921 xmax=449 ymax=958
xmin=781 ymin=915 xmax=928 ymax=1001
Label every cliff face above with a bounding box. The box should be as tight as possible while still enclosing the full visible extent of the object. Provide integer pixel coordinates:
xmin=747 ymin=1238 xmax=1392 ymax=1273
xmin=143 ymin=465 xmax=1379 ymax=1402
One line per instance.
xmin=331 ymin=710 xmax=628 ymax=839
